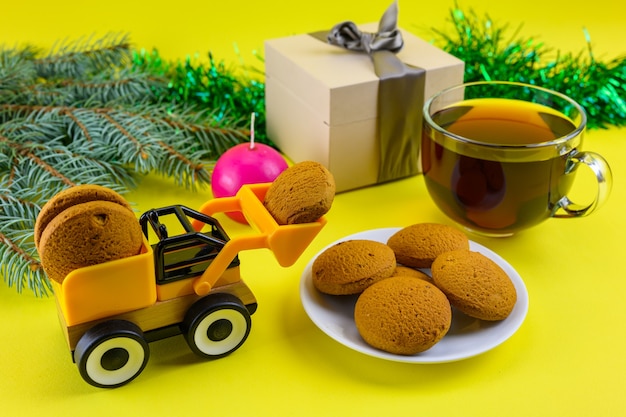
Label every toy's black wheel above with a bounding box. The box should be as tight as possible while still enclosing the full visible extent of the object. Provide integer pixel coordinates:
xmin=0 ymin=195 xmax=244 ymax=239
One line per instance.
xmin=182 ymin=293 xmax=252 ymax=358
xmin=74 ymin=320 xmax=149 ymax=388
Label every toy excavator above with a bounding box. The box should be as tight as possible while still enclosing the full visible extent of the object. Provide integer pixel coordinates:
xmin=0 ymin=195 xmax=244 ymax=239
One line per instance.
xmin=49 ymin=183 xmax=327 ymax=388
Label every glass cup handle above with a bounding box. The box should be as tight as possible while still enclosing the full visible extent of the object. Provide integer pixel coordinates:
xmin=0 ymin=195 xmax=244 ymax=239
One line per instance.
xmin=553 ymin=151 xmax=613 ymax=218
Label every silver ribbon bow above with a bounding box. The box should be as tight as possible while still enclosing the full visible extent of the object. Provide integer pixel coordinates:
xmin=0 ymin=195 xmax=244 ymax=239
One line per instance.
xmin=327 ymin=1 xmax=404 ymax=54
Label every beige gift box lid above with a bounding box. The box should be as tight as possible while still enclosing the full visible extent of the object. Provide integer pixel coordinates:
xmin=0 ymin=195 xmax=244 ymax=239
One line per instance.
xmin=265 ymin=23 xmax=464 ymax=191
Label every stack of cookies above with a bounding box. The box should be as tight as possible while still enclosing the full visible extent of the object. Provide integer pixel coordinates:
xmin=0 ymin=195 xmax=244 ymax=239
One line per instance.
xmin=35 ymin=185 xmax=144 ymax=284
xmin=312 ymin=223 xmax=517 ymax=356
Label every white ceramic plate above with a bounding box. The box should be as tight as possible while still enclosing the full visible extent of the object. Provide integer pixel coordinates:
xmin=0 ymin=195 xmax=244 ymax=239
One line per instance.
xmin=300 ymin=228 xmax=529 ymax=363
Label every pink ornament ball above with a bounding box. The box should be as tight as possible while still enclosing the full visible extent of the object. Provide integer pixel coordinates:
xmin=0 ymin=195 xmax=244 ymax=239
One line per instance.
xmin=211 ymin=142 xmax=288 ymax=224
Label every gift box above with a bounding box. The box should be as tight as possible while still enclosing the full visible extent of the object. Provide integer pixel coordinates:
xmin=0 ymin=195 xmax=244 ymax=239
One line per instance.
xmin=265 ymin=19 xmax=464 ymax=192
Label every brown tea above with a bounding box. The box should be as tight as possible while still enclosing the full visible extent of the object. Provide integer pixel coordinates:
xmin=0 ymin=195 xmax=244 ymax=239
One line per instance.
xmin=422 ymin=98 xmax=578 ymax=235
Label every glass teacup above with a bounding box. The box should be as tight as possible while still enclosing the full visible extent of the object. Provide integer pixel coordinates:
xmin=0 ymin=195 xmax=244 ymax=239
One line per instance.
xmin=422 ymin=81 xmax=612 ymax=237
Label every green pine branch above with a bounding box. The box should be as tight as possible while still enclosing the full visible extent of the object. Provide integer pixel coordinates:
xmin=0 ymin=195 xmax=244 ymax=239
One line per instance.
xmin=0 ymin=190 xmax=48 ymax=296
xmin=34 ymin=33 xmax=132 ymax=79
xmin=0 ymin=34 xmax=251 ymax=295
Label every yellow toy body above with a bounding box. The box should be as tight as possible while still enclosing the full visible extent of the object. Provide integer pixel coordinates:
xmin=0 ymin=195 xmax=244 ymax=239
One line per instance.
xmin=53 ymin=238 xmax=156 ymax=328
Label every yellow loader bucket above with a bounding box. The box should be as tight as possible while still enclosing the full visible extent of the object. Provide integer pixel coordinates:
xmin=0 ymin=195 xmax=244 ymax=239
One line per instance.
xmin=192 ymin=184 xmax=327 ymax=295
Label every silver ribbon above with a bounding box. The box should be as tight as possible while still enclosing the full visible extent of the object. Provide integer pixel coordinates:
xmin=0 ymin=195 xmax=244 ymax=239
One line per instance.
xmin=317 ymin=1 xmax=425 ymax=183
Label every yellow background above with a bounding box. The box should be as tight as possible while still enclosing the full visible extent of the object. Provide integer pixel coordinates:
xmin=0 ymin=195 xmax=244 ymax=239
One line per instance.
xmin=1 ymin=1 xmax=625 ymax=416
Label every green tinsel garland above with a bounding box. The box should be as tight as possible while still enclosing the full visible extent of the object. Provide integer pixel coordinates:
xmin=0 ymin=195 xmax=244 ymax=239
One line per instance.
xmin=132 ymin=49 xmax=270 ymax=144
xmin=432 ymin=6 xmax=626 ymax=129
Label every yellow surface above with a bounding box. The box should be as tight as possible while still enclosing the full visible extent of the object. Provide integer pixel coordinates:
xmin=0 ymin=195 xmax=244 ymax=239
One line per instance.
xmin=1 ymin=1 xmax=625 ymax=416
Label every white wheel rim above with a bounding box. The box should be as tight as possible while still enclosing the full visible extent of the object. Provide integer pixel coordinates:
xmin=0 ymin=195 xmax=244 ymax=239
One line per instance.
xmin=85 ymin=337 xmax=146 ymax=387
xmin=194 ymin=309 xmax=248 ymax=356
